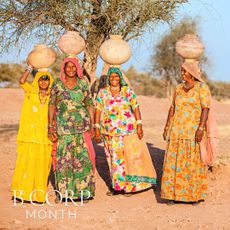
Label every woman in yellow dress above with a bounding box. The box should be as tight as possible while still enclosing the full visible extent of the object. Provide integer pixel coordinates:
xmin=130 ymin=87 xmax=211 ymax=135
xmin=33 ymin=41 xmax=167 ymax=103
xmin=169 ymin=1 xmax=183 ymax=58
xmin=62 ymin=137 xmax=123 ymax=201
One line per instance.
xmin=161 ymin=61 xmax=211 ymax=205
xmin=11 ymin=66 xmax=54 ymax=203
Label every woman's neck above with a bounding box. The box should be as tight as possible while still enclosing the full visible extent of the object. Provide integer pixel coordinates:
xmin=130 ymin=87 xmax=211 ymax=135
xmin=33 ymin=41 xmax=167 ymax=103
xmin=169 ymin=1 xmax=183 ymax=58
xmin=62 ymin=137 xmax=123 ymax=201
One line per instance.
xmin=39 ymin=88 xmax=48 ymax=93
xmin=184 ymin=79 xmax=195 ymax=87
xmin=65 ymin=77 xmax=77 ymax=82
xmin=110 ymin=85 xmax=120 ymax=91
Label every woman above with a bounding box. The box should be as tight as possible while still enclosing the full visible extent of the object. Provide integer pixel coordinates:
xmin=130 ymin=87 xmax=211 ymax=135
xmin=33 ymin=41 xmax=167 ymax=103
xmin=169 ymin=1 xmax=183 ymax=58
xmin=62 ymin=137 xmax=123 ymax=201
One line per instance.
xmin=161 ymin=61 xmax=211 ymax=205
xmin=12 ymin=66 xmax=53 ymax=203
xmin=95 ymin=67 xmax=156 ymax=195
xmin=48 ymin=57 xmax=95 ymax=201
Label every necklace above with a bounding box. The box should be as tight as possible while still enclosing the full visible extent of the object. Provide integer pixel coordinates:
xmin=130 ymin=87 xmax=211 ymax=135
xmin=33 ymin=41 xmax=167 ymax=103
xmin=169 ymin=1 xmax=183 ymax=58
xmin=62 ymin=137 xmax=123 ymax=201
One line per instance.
xmin=183 ymin=82 xmax=194 ymax=90
xmin=64 ymin=79 xmax=77 ymax=90
xmin=110 ymin=86 xmax=120 ymax=92
xmin=110 ymin=86 xmax=121 ymax=96
xmin=39 ymin=90 xmax=49 ymax=106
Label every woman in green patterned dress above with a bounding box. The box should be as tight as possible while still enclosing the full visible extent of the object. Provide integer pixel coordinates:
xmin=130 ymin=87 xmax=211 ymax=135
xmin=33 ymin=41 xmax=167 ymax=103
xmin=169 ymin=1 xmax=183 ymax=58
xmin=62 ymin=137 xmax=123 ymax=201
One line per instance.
xmin=48 ymin=57 xmax=95 ymax=202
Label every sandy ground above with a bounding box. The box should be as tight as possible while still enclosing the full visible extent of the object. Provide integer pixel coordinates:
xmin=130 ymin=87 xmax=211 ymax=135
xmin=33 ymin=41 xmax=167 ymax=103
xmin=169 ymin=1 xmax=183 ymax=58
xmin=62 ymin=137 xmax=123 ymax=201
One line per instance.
xmin=0 ymin=88 xmax=230 ymax=230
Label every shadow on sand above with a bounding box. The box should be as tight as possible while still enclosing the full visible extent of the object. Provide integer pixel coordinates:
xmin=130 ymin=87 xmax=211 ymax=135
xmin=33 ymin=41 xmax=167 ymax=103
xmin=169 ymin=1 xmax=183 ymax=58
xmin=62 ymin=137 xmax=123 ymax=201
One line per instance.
xmin=48 ymin=139 xmax=166 ymax=203
xmin=93 ymin=140 xmax=166 ymax=203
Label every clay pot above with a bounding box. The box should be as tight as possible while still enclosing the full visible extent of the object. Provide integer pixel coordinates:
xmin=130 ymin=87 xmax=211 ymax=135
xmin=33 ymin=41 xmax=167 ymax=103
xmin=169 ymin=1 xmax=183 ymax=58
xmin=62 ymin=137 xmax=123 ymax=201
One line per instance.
xmin=58 ymin=31 xmax=85 ymax=55
xmin=27 ymin=44 xmax=57 ymax=68
xmin=99 ymin=35 xmax=131 ymax=65
xmin=175 ymin=34 xmax=204 ymax=61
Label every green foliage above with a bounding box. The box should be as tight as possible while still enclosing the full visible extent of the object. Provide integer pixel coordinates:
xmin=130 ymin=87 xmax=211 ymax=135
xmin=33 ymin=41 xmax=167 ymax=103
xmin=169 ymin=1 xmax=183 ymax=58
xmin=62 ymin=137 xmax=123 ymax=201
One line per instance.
xmin=150 ymin=17 xmax=209 ymax=97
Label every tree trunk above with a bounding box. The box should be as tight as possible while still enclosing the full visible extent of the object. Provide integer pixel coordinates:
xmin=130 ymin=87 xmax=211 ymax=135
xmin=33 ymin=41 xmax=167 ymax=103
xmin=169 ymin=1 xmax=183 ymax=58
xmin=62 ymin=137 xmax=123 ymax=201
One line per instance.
xmin=83 ymin=33 xmax=106 ymax=84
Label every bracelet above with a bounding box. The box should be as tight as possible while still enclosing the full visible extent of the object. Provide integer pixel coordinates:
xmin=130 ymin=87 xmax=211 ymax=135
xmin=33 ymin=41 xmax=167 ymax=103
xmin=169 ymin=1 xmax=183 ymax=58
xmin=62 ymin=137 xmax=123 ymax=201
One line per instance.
xmin=48 ymin=124 xmax=53 ymax=128
xmin=136 ymin=120 xmax=142 ymax=125
xmin=94 ymin=124 xmax=100 ymax=128
xmin=198 ymin=126 xmax=204 ymax=131
xmin=26 ymin=65 xmax=33 ymax=73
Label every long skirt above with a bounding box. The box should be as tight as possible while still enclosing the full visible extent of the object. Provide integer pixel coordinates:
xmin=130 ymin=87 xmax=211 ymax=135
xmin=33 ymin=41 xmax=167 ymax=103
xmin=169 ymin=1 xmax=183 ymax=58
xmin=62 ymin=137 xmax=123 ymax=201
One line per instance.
xmin=161 ymin=139 xmax=207 ymax=202
xmin=12 ymin=142 xmax=52 ymax=202
xmin=103 ymin=133 xmax=156 ymax=193
xmin=55 ymin=133 xmax=95 ymax=199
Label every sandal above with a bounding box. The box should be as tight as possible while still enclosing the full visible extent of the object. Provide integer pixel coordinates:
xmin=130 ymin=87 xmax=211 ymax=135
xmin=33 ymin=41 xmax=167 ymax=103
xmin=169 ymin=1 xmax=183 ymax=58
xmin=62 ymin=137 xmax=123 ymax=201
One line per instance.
xmin=106 ymin=190 xmax=115 ymax=196
xmin=167 ymin=200 xmax=175 ymax=206
xmin=124 ymin=193 xmax=133 ymax=197
xmin=192 ymin=201 xmax=200 ymax=206
xmin=54 ymin=197 xmax=61 ymax=204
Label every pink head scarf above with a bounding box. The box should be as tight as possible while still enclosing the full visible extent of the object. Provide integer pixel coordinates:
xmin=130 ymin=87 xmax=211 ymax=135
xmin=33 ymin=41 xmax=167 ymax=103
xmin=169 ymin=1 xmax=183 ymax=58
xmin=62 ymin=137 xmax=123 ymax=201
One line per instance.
xmin=61 ymin=57 xmax=83 ymax=82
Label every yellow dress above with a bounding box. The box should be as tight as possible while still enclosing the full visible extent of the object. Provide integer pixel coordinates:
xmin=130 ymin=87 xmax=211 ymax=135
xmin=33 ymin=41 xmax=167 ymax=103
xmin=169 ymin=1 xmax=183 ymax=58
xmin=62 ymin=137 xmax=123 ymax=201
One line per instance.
xmin=161 ymin=82 xmax=211 ymax=202
xmin=11 ymin=71 xmax=53 ymax=202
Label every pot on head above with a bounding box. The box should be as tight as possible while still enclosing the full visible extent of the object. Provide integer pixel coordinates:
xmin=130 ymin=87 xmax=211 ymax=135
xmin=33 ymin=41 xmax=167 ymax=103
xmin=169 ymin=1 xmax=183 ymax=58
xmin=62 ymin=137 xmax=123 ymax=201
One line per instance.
xmin=175 ymin=34 xmax=204 ymax=62
xmin=99 ymin=35 xmax=131 ymax=65
xmin=58 ymin=31 xmax=85 ymax=56
xmin=27 ymin=44 xmax=57 ymax=69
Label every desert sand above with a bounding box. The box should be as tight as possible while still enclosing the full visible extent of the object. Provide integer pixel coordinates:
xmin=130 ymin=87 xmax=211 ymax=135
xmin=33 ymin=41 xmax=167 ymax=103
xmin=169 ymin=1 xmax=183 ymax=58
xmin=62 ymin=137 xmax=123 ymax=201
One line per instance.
xmin=0 ymin=88 xmax=230 ymax=230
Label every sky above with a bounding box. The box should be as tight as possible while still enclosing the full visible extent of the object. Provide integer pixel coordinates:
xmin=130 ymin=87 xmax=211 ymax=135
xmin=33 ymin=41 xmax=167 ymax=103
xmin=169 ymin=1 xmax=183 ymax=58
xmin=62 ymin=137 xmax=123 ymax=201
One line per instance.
xmin=0 ymin=0 xmax=230 ymax=82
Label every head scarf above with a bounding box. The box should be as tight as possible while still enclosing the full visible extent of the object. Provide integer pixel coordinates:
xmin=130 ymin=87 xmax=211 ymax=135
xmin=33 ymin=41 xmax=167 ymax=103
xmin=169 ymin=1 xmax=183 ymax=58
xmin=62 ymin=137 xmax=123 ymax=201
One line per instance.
xmin=182 ymin=61 xmax=204 ymax=82
xmin=61 ymin=57 xmax=83 ymax=82
xmin=31 ymin=70 xmax=54 ymax=93
xmin=107 ymin=67 xmax=128 ymax=87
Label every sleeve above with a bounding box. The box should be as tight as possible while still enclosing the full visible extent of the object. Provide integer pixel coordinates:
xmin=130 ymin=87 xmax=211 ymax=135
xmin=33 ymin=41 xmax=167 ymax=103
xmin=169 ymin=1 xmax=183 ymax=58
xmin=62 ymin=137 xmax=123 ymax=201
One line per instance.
xmin=20 ymin=82 xmax=32 ymax=93
xmin=49 ymin=82 xmax=57 ymax=106
xmin=95 ymin=89 xmax=104 ymax=111
xmin=199 ymin=83 xmax=211 ymax=108
xmin=82 ymin=80 xmax=94 ymax=107
xmin=127 ymin=87 xmax=139 ymax=110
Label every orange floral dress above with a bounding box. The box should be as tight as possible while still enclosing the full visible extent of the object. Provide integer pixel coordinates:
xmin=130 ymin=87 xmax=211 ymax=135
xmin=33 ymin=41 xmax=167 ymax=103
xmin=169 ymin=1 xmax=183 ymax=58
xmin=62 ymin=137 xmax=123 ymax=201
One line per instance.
xmin=161 ymin=82 xmax=211 ymax=202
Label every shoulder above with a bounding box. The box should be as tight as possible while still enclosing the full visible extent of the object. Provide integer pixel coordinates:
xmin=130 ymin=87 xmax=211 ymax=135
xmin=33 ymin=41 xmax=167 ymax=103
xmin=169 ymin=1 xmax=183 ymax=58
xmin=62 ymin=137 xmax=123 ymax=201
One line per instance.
xmin=175 ymin=83 xmax=183 ymax=93
xmin=53 ymin=78 xmax=62 ymax=86
xmin=122 ymin=86 xmax=134 ymax=93
xmin=199 ymin=82 xmax=209 ymax=88
xmin=99 ymin=86 xmax=109 ymax=95
xmin=51 ymin=78 xmax=62 ymax=91
xmin=197 ymin=81 xmax=210 ymax=92
xmin=79 ymin=78 xmax=90 ymax=90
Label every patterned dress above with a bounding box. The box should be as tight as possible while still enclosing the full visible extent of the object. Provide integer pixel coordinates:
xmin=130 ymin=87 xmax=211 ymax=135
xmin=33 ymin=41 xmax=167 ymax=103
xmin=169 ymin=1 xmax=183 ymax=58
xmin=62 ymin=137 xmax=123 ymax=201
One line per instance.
xmin=49 ymin=78 xmax=95 ymax=199
xmin=96 ymin=86 xmax=156 ymax=192
xmin=161 ymin=82 xmax=211 ymax=202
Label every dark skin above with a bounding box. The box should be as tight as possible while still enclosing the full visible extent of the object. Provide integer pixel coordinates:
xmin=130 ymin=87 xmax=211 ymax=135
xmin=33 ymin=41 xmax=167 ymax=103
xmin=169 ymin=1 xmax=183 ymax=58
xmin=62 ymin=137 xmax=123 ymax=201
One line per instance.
xmin=95 ymin=72 xmax=143 ymax=143
xmin=48 ymin=61 xmax=94 ymax=142
xmin=163 ymin=67 xmax=209 ymax=143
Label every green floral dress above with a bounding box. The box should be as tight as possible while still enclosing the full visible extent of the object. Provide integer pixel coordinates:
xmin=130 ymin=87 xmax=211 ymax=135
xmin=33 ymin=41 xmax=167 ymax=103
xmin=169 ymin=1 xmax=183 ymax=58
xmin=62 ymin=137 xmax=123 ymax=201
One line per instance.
xmin=49 ymin=78 xmax=95 ymax=199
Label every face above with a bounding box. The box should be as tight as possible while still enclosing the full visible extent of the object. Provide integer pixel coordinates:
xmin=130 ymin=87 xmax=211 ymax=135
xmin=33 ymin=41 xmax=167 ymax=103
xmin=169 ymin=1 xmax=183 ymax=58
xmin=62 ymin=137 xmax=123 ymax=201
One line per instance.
xmin=181 ymin=67 xmax=193 ymax=82
xmin=64 ymin=61 xmax=77 ymax=78
xmin=38 ymin=76 xmax=50 ymax=90
xmin=109 ymin=72 xmax=120 ymax=87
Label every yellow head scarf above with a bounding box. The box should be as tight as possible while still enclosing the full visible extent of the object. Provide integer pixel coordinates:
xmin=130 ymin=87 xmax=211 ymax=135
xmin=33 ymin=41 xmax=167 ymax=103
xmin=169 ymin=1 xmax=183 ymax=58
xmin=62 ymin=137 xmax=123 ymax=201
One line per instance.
xmin=31 ymin=70 xmax=54 ymax=93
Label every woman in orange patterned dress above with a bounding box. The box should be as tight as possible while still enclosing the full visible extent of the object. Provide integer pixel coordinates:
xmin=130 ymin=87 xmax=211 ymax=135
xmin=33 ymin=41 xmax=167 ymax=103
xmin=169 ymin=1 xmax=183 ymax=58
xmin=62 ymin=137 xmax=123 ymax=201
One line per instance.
xmin=161 ymin=61 xmax=211 ymax=205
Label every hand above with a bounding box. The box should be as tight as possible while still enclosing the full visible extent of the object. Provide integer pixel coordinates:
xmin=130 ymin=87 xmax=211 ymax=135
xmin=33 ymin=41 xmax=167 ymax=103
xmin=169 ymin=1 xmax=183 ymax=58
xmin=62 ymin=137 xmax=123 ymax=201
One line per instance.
xmin=90 ymin=127 xmax=95 ymax=139
xmin=95 ymin=128 xmax=101 ymax=143
xmin=137 ymin=124 xmax=143 ymax=140
xmin=48 ymin=127 xmax=58 ymax=142
xmin=195 ymin=129 xmax=204 ymax=143
xmin=26 ymin=65 xmax=34 ymax=72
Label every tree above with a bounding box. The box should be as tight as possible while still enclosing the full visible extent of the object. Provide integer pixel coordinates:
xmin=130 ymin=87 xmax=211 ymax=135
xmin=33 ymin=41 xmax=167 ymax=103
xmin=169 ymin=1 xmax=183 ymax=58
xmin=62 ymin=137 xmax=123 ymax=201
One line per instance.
xmin=150 ymin=17 xmax=209 ymax=97
xmin=0 ymin=0 xmax=188 ymax=82
xmin=0 ymin=63 xmax=24 ymax=83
